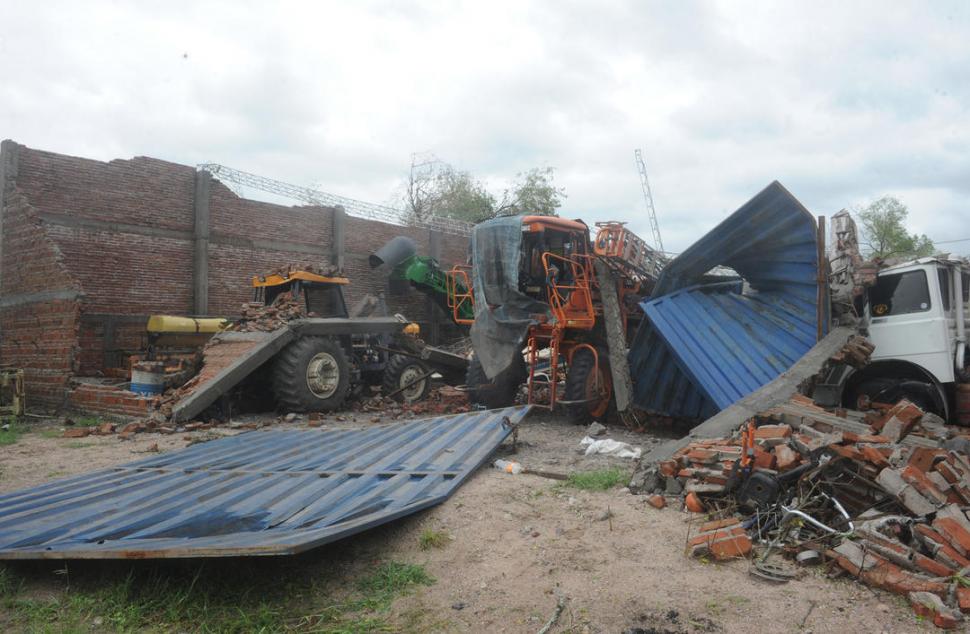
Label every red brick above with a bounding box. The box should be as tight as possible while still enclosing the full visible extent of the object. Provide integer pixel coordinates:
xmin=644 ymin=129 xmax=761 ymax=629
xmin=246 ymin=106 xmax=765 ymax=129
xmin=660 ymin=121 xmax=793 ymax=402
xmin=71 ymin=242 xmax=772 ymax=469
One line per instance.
xmin=913 ymin=553 xmax=955 ymax=578
xmin=860 ymin=445 xmax=890 ymax=468
xmin=933 ymin=518 xmax=970 ymax=556
xmin=901 ymin=465 xmax=949 ymax=505
xmin=753 ymin=425 xmax=791 ymax=441
xmin=646 ymin=495 xmax=666 ymax=509
xmin=773 ymin=445 xmax=799 ymax=471
xmin=958 ymin=587 xmax=970 ymax=614
xmin=62 ymin=428 xmax=90 ymax=438
xmin=686 ymin=448 xmax=718 ymax=464
xmin=708 ymin=534 xmax=752 ymax=560
xmin=687 ymin=526 xmax=746 ymax=548
xmin=699 ymin=517 xmax=741 ymax=532
xmin=909 ymin=447 xmax=946 ymax=473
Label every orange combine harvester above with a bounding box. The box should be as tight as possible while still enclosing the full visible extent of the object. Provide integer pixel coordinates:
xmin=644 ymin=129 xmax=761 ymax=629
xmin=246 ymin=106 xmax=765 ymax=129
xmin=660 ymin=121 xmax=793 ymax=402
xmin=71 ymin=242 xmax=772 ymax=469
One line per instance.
xmin=452 ymin=214 xmax=663 ymax=423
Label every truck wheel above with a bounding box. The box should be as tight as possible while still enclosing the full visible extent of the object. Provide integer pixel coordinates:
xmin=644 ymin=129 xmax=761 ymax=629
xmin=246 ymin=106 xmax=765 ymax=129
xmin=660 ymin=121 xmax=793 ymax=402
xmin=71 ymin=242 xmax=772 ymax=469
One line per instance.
xmin=846 ymin=377 xmax=947 ymax=419
xmin=564 ymin=348 xmax=613 ymax=424
xmin=466 ymin=352 xmax=525 ymax=409
xmin=272 ymin=336 xmax=350 ymax=412
xmin=382 ymin=355 xmax=432 ymax=403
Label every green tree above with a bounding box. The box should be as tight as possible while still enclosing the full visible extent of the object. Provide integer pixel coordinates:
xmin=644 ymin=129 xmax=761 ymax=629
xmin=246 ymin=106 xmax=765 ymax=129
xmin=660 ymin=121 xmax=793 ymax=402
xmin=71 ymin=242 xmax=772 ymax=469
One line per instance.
xmin=494 ymin=167 xmax=566 ymax=217
xmin=857 ymin=196 xmax=934 ymax=259
xmin=403 ymin=159 xmax=565 ymax=224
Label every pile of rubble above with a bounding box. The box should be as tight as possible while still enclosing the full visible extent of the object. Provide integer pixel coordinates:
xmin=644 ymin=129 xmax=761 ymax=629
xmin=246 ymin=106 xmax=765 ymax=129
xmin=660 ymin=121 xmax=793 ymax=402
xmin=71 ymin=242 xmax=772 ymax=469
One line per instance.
xmin=233 ymin=291 xmax=308 ymax=332
xmin=356 ymin=385 xmax=470 ymax=419
xmin=61 ymin=417 xmax=229 ymax=439
xmin=643 ymin=394 xmax=970 ymax=628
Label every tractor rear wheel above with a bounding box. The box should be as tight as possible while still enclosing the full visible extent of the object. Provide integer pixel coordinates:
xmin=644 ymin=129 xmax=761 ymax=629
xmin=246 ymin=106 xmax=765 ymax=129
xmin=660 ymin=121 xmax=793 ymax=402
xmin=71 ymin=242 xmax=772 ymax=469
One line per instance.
xmin=564 ymin=348 xmax=613 ymax=424
xmin=272 ymin=336 xmax=351 ymax=412
xmin=382 ymin=354 xmax=432 ymax=403
xmin=466 ymin=352 xmax=525 ymax=409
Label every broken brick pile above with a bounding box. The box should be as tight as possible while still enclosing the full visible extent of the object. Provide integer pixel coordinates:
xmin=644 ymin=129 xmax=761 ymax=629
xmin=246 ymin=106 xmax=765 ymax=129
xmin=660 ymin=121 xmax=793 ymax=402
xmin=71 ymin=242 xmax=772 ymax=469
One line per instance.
xmin=652 ymin=394 xmax=970 ymax=629
xmin=149 ymin=337 xmax=262 ymax=420
xmin=355 ymin=385 xmax=470 ymax=420
xmin=233 ymin=291 xmax=309 ymax=332
xmin=143 ymin=289 xmax=309 ymax=419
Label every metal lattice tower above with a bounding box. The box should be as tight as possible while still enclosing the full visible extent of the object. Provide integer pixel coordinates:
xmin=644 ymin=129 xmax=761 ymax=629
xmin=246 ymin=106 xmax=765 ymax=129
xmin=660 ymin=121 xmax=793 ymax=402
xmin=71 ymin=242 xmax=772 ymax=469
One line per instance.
xmin=197 ymin=162 xmax=473 ymax=237
xmin=634 ymin=149 xmax=664 ymax=255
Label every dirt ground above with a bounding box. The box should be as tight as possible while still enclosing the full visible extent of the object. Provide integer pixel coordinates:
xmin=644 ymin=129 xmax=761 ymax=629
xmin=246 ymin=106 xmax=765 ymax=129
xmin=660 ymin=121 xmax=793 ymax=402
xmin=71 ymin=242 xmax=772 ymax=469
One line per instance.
xmin=0 ymin=410 xmax=932 ymax=633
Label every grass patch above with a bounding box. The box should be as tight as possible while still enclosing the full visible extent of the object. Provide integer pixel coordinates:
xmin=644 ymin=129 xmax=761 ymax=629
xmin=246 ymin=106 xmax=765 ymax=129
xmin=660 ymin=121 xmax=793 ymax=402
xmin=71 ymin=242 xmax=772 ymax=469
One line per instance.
xmin=65 ymin=441 xmax=97 ymax=449
xmin=418 ymin=529 xmax=449 ymax=550
xmin=0 ymin=559 xmax=435 ymax=633
xmin=73 ymin=416 xmax=102 ymax=428
xmin=564 ymin=467 xmax=628 ymax=491
xmin=39 ymin=429 xmax=63 ymax=439
xmin=0 ymin=420 xmax=23 ymax=446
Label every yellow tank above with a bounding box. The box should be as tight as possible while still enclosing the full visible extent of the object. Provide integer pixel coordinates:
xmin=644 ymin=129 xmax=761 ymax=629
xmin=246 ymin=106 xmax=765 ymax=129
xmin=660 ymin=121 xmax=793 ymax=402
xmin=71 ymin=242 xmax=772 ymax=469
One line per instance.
xmin=146 ymin=315 xmax=229 ymax=334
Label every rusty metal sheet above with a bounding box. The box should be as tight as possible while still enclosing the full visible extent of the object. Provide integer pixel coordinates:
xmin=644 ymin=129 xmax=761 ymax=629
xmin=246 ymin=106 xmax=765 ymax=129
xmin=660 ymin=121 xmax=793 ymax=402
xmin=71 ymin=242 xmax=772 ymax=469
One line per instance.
xmin=0 ymin=406 xmax=529 ymax=559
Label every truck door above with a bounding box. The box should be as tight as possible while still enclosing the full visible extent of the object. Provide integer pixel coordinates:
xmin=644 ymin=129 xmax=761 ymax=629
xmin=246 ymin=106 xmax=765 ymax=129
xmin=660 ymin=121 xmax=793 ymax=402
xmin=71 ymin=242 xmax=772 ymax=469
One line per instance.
xmin=868 ymin=266 xmax=953 ymax=384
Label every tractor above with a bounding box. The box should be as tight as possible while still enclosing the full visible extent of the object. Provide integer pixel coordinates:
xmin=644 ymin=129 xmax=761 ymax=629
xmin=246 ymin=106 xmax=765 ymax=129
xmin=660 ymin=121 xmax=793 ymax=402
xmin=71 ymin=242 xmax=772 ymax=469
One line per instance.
xmin=251 ymin=268 xmax=433 ymax=409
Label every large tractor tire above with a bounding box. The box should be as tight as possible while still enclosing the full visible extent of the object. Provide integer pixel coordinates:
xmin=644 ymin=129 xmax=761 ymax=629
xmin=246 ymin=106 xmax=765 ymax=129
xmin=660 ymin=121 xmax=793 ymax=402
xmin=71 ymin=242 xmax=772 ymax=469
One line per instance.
xmin=564 ymin=347 xmax=614 ymax=424
xmin=272 ymin=336 xmax=351 ymax=412
xmin=466 ymin=352 xmax=526 ymax=409
xmin=382 ymin=354 xmax=432 ymax=403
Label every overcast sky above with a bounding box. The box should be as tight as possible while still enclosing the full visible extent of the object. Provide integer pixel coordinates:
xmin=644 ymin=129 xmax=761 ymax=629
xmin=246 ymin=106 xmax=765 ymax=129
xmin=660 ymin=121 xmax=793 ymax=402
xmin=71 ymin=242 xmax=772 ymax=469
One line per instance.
xmin=2 ymin=1 xmax=968 ymax=254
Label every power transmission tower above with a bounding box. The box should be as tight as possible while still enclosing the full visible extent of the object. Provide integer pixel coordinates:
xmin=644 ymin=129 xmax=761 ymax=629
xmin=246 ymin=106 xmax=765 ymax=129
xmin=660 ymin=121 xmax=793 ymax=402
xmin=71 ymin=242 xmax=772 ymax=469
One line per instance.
xmin=634 ymin=149 xmax=664 ymax=255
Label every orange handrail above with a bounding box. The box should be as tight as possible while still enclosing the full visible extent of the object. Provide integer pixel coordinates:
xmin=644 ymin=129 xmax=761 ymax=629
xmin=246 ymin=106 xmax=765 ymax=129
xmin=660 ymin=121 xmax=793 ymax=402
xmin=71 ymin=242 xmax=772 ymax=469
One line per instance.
xmin=447 ymin=265 xmax=475 ymax=325
xmin=540 ymin=252 xmax=596 ymax=329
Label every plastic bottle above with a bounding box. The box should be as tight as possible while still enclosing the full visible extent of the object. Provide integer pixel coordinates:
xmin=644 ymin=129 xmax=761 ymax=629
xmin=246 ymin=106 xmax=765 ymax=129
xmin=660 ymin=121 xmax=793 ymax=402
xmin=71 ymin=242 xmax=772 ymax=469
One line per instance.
xmin=493 ymin=459 xmax=523 ymax=474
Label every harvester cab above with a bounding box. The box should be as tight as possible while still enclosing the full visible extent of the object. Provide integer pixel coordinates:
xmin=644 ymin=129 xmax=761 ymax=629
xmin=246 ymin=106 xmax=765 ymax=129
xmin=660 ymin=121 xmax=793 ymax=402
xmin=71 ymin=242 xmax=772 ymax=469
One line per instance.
xmin=463 ymin=215 xmax=659 ymax=423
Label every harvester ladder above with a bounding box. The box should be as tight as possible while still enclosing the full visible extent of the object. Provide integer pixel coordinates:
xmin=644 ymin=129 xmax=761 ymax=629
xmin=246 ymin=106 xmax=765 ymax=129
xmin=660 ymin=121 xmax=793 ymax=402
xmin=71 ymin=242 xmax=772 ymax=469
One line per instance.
xmin=526 ymin=329 xmax=562 ymax=409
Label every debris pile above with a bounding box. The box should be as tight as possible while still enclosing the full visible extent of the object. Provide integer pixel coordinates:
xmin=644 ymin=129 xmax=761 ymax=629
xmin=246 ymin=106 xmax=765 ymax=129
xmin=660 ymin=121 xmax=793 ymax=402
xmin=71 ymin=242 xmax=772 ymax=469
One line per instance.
xmin=645 ymin=393 xmax=970 ymax=628
xmin=233 ymin=291 xmax=309 ymax=332
xmin=356 ymin=385 xmax=470 ymax=419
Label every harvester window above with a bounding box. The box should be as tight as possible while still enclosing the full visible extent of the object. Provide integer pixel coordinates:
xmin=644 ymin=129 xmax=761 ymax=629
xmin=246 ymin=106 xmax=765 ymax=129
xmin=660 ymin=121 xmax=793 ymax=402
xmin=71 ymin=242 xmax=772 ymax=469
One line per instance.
xmin=869 ymin=270 xmax=930 ymax=317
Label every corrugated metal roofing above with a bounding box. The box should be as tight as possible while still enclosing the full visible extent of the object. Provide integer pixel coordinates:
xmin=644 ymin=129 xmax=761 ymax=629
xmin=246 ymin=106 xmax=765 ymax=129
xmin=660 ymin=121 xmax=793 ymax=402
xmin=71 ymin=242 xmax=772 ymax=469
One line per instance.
xmin=629 ymin=181 xmax=825 ymax=417
xmin=0 ymin=406 xmax=529 ymax=559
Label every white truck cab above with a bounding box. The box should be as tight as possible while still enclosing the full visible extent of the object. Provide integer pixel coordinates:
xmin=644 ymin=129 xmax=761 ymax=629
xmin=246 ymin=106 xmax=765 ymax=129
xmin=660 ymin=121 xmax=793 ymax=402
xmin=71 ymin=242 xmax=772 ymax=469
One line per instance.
xmin=844 ymin=256 xmax=970 ymax=420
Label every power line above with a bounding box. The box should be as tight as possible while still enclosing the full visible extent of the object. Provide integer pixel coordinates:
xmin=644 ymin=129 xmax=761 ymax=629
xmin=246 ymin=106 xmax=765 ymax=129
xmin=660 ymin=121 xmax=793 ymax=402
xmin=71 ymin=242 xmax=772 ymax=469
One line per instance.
xmin=932 ymin=237 xmax=970 ymax=245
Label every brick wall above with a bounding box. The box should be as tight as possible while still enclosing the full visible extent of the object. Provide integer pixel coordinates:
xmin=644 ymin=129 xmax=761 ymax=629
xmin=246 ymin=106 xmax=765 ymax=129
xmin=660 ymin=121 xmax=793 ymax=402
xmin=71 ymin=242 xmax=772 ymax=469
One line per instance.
xmin=0 ymin=187 xmax=83 ymax=407
xmin=0 ymin=140 xmax=470 ymax=409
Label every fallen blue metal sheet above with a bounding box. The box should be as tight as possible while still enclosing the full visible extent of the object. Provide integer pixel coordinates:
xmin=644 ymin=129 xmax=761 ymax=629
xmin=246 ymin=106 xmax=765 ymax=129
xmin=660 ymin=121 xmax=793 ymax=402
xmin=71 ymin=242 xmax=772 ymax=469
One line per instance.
xmin=628 ymin=320 xmax=718 ymax=420
xmin=0 ymin=406 xmax=529 ymax=559
xmin=629 ymin=181 xmax=825 ymax=417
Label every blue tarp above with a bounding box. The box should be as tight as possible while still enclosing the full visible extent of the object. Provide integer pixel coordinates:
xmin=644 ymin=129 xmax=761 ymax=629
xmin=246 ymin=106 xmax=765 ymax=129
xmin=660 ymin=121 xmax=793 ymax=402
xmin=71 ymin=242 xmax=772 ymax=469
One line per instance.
xmin=628 ymin=181 xmax=826 ymax=419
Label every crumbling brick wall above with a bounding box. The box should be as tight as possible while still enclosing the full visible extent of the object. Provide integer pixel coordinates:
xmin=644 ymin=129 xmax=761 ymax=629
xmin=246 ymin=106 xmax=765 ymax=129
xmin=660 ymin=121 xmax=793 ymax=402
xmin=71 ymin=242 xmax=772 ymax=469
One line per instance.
xmin=0 ymin=182 xmax=83 ymax=406
xmin=0 ymin=140 xmax=470 ymax=408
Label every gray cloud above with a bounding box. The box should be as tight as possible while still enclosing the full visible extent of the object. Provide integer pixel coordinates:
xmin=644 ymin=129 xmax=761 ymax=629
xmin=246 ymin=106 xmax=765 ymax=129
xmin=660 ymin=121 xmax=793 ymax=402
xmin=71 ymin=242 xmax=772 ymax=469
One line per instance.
xmin=2 ymin=0 xmax=968 ymax=254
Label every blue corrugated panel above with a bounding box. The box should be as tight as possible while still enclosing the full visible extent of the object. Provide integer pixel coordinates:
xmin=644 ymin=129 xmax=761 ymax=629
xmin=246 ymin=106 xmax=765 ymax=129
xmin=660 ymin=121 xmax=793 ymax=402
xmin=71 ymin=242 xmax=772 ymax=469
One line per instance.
xmin=629 ymin=181 xmax=824 ymax=417
xmin=0 ymin=406 xmax=529 ymax=559
xmin=627 ymin=320 xmax=718 ymax=419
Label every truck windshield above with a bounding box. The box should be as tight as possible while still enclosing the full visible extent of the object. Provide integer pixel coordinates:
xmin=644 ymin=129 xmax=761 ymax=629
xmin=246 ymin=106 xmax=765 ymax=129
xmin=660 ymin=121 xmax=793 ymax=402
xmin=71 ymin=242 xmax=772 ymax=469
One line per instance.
xmin=869 ymin=270 xmax=931 ymax=316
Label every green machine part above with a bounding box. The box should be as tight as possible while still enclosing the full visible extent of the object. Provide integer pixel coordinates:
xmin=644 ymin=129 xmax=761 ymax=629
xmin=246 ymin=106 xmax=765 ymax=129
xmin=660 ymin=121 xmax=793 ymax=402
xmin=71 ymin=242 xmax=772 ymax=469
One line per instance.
xmin=393 ymin=255 xmax=475 ymax=323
